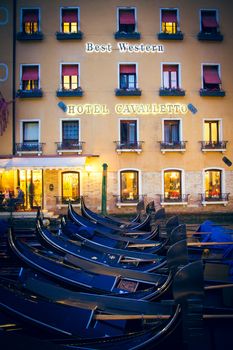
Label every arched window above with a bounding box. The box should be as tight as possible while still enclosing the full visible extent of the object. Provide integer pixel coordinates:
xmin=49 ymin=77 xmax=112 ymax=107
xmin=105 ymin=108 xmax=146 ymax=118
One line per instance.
xmin=61 ymin=171 xmax=80 ymax=204
xmin=204 ymin=169 xmax=221 ymax=199
xmin=164 ymin=170 xmax=182 ymax=200
xmin=120 ymin=170 xmax=138 ymax=202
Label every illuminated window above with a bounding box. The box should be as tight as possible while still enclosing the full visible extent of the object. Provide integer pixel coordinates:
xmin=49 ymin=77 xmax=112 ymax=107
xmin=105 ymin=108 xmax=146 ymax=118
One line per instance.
xmin=164 ymin=120 xmax=180 ymax=143
xmin=120 ymin=170 xmax=138 ymax=202
xmin=120 ymin=120 xmax=137 ymax=145
xmin=119 ymin=64 xmax=136 ymax=89
xmin=21 ymin=65 xmax=39 ymax=90
xmin=162 ymin=64 xmax=179 ymax=89
xmin=22 ymin=9 xmax=39 ymax=34
xmin=205 ymin=170 xmax=221 ymax=198
xmin=204 ymin=121 xmax=219 ymax=143
xmin=62 ymin=8 xmax=78 ymax=33
xmin=62 ymin=171 xmax=80 ymax=203
xmin=202 ymin=65 xmax=221 ymax=91
xmin=164 ymin=170 xmax=181 ymax=199
xmin=200 ymin=10 xmax=219 ymax=34
xmin=118 ymin=8 xmax=136 ymax=33
xmin=161 ymin=9 xmax=178 ymax=34
xmin=62 ymin=64 xmax=79 ymax=90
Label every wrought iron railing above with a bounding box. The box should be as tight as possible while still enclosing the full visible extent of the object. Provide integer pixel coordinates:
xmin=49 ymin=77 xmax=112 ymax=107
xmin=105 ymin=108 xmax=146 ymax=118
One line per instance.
xmin=15 ymin=142 xmax=45 ymax=153
xmin=55 ymin=141 xmax=85 ymax=152
xmin=159 ymin=141 xmax=187 ymax=150
xmin=200 ymin=193 xmax=230 ymax=202
xmin=114 ymin=141 xmax=144 ymax=151
xmin=158 ymin=194 xmax=190 ymax=203
xmin=200 ymin=141 xmax=228 ymax=150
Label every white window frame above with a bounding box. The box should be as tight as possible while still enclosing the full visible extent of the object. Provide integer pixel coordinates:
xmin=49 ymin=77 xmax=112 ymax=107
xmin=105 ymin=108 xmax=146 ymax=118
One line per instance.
xmin=116 ymin=6 xmax=138 ymax=32
xmin=201 ymin=63 xmax=221 ymax=89
xmin=0 ymin=63 xmax=8 ymax=81
xmin=0 ymin=7 xmax=9 ymax=25
xmin=60 ymin=6 xmax=80 ymax=32
xmin=118 ymin=62 xmax=138 ymax=89
xmin=60 ymin=62 xmax=80 ymax=89
xmin=199 ymin=8 xmax=219 ymax=31
xmin=58 ymin=118 xmax=82 ymax=155
xmin=20 ymin=119 xmax=41 ymax=143
xmin=117 ymin=118 xmax=140 ymax=153
xmin=116 ymin=168 xmax=142 ymax=207
xmin=20 ymin=7 xmax=41 ymax=32
xmin=159 ymin=8 xmax=180 ymax=32
xmin=162 ymin=118 xmax=183 ymax=141
xmin=202 ymin=167 xmax=227 ymax=206
xmin=161 ymin=62 xmax=181 ymax=89
xmin=202 ymin=118 xmax=223 ymax=141
xmin=57 ymin=169 xmax=83 ymax=208
xmin=161 ymin=168 xmax=187 ymax=205
xmin=20 ymin=64 xmax=41 ymax=89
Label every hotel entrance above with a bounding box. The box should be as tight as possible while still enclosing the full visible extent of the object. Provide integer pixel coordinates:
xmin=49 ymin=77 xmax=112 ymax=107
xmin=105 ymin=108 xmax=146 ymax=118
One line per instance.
xmin=18 ymin=170 xmax=43 ymax=209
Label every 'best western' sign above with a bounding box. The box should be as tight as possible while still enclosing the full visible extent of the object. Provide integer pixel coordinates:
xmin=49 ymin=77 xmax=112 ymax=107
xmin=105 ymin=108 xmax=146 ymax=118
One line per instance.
xmin=85 ymin=42 xmax=164 ymax=53
xmin=66 ymin=103 xmax=188 ymax=116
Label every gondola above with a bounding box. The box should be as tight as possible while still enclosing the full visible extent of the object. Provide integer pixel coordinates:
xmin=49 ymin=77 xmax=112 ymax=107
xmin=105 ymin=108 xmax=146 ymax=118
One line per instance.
xmin=8 ymin=227 xmax=180 ymax=300
xmin=80 ymin=196 xmax=165 ymax=231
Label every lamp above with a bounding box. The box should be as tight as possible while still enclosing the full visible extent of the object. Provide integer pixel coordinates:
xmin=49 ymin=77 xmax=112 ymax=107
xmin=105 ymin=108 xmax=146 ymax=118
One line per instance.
xmin=85 ymin=165 xmax=93 ymax=176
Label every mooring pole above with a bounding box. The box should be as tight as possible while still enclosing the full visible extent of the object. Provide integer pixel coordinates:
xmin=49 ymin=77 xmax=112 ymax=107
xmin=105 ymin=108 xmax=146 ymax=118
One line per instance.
xmin=101 ymin=163 xmax=108 ymax=215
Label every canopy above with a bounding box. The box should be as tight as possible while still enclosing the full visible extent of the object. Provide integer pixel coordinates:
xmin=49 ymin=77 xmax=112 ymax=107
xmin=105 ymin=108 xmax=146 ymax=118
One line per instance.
xmin=203 ymin=67 xmax=221 ymax=84
xmin=119 ymin=10 xmax=135 ymax=25
xmin=0 ymin=157 xmax=86 ymax=170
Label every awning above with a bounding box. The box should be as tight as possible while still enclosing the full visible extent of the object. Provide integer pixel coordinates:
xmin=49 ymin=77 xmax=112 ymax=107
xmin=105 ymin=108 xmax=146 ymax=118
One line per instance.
xmin=119 ymin=10 xmax=135 ymax=25
xmin=203 ymin=67 xmax=221 ymax=84
xmin=22 ymin=66 xmax=39 ymax=81
xmin=0 ymin=157 xmax=86 ymax=170
xmin=202 ymin=16 xmax=218 ymax=28
xmin=62 ymin=64 xmax=79 ymax=76
xmin=62 ymin=9 xmax=78 ymax=22
xmin=120 ymin=64 xmax=136 ymax=74
xmin=162 ymin=10 xmax=177 ymax=23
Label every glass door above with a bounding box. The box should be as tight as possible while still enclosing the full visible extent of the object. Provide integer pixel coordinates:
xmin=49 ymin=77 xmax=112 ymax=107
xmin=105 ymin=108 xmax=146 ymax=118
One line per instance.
xmin=18 ymin=170 xmax=43 ymax=209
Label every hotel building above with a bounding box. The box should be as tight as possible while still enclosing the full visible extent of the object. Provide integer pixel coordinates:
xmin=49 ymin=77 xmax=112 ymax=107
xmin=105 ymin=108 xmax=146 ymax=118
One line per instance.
xmin=0 ymin=0 xmax=233 ymax=214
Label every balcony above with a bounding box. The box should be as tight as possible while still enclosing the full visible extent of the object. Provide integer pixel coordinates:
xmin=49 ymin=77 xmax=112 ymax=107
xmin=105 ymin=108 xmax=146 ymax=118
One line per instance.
xmin=199 ymin=88 xmax=225 ymax=97
xmin=15 ymin=142 xmax=45 ymax=156
xmin=56 ymin=88 xmax=84 ymax=97
xmin=56 ymin=31 xmax=83 ymax=40
xmin=114 ymin=194 xmax=145 ymax=208
xmin=200 ymin=141 xmax=228 ymax=153
xmin=115 ymin=88 xmax=142 ymax=96
xmin=201 ymin=193 xmax=230 ymax=206
xmin=157 ymin=32 xmax=184 ymax=40
xmin=55 ymin=141 xmax=85 ymax=155
xmin=55 ymin=196 xmax=81 ymax=208
xmin=114 ymin=31 xmax=141 ymax=40
xmin=158 ymin=194 xmax=190 ymax=206
xmin=16 ymin=31 xmax=44 ymax=41
xmin=159 ymin=88 xmax=185 ymax=96
xmin=114 ymin=141 xmax=144 ymax=154
xmin=16 ymin=89 xmax=43 ymax=98
xmin=197 ymin=31 xmax=223 ymax=41
xmin=159 ymin=141 xmax=187 ymax=154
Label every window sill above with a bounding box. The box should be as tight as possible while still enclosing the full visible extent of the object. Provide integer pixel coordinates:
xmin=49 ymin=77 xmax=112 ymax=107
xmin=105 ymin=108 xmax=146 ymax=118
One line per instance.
xmin=16 ymin=151 xmax=43 ymax=156
xmin=114 ymin=31 xmax=141 ymax=40
xmin=202 ymin=201 xmax=228 ymax=207
xmin=201 ymin=148 xmax=226 ymax=153
xmin=157 ymin=32 xmax=184 ymax=40
xmin=57 ymin=150 xmax=83 ymax=155
xmin=199 ymin=89 xmax=225 ymax=97
xmin=56 ymin=89 xmax=83 ymax=97
xmin=197 ymin=32 xmax=223 ymax=41
xmin=159 ymin=88 xmax=185 ymax=96
xmin=115 ymin=88 xmax=142 ymax=96
xmin=116 ymin=202 xmax=138 ymax=208
xmin=56 ymin=31 xmax=83 ymax=40
xmin=116 ymin=149 xmax=142 ymax=154
xmin=161 ymin=201 xmax=188 ymax=206
xmin=161 ymin=149 xmax=186 ymax=154
xmin=16 ymin=89 xmax=43 ymax=98
xmin=16 ymin=32 xmax=44 ymax=41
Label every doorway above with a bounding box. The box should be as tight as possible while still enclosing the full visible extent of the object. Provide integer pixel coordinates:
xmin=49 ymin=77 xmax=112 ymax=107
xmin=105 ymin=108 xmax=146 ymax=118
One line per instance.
xmin=18 ymin=169 xmax=43 ymax=209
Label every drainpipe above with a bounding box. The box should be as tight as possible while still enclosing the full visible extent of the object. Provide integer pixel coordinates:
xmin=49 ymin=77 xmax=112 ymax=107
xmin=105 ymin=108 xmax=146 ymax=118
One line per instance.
xmin=12 ymin=0 xmax=16 ymax=155
xmin=101 ymin=163 xmax=108 ymax=215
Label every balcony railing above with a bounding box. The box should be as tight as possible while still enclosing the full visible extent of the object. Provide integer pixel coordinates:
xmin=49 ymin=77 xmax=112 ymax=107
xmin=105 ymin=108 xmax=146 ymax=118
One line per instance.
xmin=157 ymin=31 xmax=184 ymax=40
xmin=200 ymin=141 xmax=228 ymax=152
xmin=56 ymin=88 xmax=84 ymax=97
xmin=201 ymin=193 xmax=230 ymax=204
xmin=114 ymin=141 xmax=144 ymax=153
xmin=158 ymin=194 xmax=190 ymax=204
xmin=56 ymin=31 xmax=83 ymax=40
xmin=199 ymin=88 xmax=225 ymax=97
xmin=159 ymin=87 xmax=185 ymax=96
xmin=159 ymin=141 xmax=187 ymax=153
xmin=16 ymin=88 xmax=43 ymax=98
xmin=115 ymin=88 xmax=142 ymax=96
xmin=197 ymin=31 xmax=223 ymax=41
xmin=55 ymin=196 xmax=81 ymax=206
xmin=15 ymin=142 xmax=45 ymax=155
xmin=114 ymin=194 xmax=146 ymax=206
xmin=16 ymin=31 xmax=44 ymax=41
xmin=55 ymin=141 xmax=85 ymax=155
xmin=114 ymin=31 xmax=141 ymax=40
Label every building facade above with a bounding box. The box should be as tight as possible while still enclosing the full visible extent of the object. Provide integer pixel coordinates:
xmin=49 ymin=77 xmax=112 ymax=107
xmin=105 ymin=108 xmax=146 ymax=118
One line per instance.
xmin=0 ymin=0 xmax=233 ymax=214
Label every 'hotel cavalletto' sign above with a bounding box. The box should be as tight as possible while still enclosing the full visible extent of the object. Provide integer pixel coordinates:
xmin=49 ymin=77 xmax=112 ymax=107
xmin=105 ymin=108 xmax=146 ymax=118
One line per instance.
xmin=66 ymin=104 xmax=188 ymax=116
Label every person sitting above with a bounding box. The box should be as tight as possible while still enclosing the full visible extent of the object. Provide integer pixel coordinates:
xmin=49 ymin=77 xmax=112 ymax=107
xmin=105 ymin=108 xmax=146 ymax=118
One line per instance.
xmin=8 ymin=186 xmax=25 ymax=210
xmin=2 ymin=188 xmax=10 ymax=205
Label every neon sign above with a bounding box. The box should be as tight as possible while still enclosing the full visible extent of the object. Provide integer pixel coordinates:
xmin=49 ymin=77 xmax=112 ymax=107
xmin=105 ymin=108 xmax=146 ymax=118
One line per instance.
xmin=66 ymin=103 xmax=188 ymax=116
